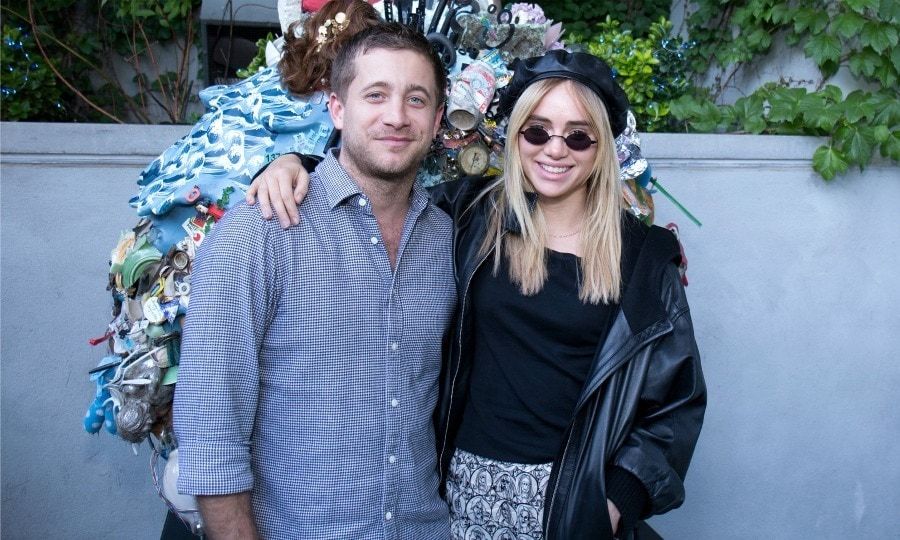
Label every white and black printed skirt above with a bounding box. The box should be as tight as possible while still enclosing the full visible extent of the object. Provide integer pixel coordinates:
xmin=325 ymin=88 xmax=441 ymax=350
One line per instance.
xmin=446 ymin=448 xmax=552 ymax=540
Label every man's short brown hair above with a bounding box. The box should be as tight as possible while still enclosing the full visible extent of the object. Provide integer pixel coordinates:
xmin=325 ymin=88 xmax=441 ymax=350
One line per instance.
xmin=330 ymin=22 xmax=447 ymax=104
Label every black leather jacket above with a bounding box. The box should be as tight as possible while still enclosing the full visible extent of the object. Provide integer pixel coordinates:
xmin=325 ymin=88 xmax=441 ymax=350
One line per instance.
xmin=431 ymin=177 xmax=707 ymax=540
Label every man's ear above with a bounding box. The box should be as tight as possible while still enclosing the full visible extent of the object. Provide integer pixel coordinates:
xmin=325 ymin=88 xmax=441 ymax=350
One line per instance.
xmin=329 ymin=92 xmax=345 ymax=130
xmin=432 ymin=104 xmax=445 ymax=138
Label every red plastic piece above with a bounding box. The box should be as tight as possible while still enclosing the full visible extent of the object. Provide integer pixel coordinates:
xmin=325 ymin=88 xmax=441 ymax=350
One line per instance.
xmin=88 ymin=330 xmax=114 ymax=346
xmin=206 ymin=204 xmax=225 ymax=221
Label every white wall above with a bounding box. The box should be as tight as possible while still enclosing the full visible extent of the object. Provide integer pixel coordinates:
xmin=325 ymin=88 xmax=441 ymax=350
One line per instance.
xmin=2 ymin=123 xmax=899 ymax=538
xmin=642 ymin=134 xmax=900 ymax=537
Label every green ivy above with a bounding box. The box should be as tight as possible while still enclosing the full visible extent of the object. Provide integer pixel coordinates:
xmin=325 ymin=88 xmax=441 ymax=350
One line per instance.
xmin=541 ymin=0 xmax=671 ymax=37
xmin=569 ymin=18 xmax=692 ymax=132
xmin=1 ymin=24 xmax=67 ymax=120
xmin=675 ymin=0 xmax=899 ymax=180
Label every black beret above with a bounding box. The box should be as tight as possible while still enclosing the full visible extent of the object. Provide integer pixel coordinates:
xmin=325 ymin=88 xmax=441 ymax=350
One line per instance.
xmin=497 ymin=50 xmax=630 ymax=137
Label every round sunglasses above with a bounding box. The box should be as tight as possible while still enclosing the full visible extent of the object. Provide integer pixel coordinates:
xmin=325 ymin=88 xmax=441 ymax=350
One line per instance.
xmin=519 ymin=125 xmax=598 ymax=151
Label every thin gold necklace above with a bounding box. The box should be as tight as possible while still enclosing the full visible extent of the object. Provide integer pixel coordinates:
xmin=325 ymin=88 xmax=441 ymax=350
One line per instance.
xmin=549 ymin=229 xmax=581 ymax=239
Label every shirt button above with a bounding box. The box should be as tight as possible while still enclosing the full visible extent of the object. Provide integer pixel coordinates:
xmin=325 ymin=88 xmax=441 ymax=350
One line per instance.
xmin=390 ymin=398 xmax=399 ymax=408
xmin=370 ymin=236 xmax=378 ymax=244
xmin=385 ymin=511 xmax=393 ymax=520
xmin=390 ymin=342 xmax=398 ymax=351
xmin=388 ymin=455 xmax=397 ymax=464
xmin=358 ymin=198 xmax=367 ymax=207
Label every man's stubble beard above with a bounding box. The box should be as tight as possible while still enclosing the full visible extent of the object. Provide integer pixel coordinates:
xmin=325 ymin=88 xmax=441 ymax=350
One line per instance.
xmin=341 ymin=132 xmax=430 ymax=184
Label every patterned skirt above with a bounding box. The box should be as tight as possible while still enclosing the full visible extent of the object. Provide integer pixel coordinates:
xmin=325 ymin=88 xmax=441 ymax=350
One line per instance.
xmin=446 ymin=448 xmax=552 ymax=540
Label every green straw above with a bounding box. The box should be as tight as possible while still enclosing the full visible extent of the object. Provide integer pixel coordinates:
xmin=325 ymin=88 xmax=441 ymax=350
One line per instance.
xmin=650 ymin=178 xmax=702 ymax=228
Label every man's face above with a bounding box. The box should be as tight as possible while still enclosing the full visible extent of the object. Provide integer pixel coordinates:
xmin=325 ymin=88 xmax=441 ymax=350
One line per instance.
xmin=329 ymin=48 xmax=443 ymax=183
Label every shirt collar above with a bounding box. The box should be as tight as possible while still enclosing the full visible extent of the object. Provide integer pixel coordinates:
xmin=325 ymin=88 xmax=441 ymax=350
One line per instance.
xmin=315 ymin=148 xmax=431 ymax=214
xmin=316 ymin=149 xmax=363 ymax=210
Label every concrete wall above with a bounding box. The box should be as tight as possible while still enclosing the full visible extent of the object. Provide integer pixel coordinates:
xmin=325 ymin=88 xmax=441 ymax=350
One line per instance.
xmin=2 ymin=122 xmax=899 ymax=538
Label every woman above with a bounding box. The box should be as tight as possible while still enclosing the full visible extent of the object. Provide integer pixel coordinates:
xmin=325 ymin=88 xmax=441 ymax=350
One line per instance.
xmin=431 ymin=51 xmax=706 ymax=540
xmin=249 ymin=50 xmax=706 ymax=539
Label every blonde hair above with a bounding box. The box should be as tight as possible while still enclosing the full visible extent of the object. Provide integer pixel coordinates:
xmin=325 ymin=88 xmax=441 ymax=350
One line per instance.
xmin=478 ymin=79 xmax=625 ymax=304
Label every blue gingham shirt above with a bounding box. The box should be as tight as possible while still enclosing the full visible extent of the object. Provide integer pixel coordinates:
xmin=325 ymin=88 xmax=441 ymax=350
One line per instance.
xmin=174 ymin=150 xmax=456 ymax=539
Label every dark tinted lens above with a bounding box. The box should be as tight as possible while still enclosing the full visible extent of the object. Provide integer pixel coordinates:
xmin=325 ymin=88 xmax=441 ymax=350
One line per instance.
xmin=519 ymin=126 xmax=596 ymax=151
xmin=564 ymin=131 xmax=593 ymax=151
xmin=521 ymin=126 xmax=550 ymax=145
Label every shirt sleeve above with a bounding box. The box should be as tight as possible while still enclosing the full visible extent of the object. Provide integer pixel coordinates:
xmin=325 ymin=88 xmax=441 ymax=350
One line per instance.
xmin=174 ymin=203 xmax=280 ymax=495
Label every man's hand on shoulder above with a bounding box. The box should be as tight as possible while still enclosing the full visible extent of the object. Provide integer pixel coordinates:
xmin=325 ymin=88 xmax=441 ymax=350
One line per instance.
xmin=245 ymin=154 xmax=310 ymax=229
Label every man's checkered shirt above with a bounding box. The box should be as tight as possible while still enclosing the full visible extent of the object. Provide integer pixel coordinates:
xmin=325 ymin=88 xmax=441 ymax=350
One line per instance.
xmin=174 ymin=150 xmax=456 ymax=540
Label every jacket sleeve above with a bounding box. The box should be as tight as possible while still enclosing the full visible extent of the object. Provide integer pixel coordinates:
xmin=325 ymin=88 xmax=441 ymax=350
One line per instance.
xmin=427 ymin=175 xmax=499 ymax=220
xmin=611 ymin=264 xmax=707 ymax=517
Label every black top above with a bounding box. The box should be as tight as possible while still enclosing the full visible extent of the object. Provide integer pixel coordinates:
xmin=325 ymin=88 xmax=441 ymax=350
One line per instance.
xmin=455 ymin=249 xmax=616 ymax=463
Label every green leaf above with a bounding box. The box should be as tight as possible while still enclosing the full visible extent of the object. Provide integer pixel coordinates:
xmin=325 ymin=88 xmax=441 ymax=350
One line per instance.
xmin=804 ymin=34 xmax=843 ymax=67
xmin=848 ymin=48 xmax=881 ymax=78
xmin=881 ymin=132 xmax=900 ymax=160
xmin=821 ymin=85 xmax=844 ymax=103
xmin=769 ymin=3 xmax=793 ymax=23
xmin=813 ymin=105 xmax=844 ymax=131
xmin=798 ymin=92 xmax=826 ymax=119
xmin=873 ymin=125 xmax=891 ymax=143
xmin=793 ymin=8 xmax=817 ymax=33
xmin=872 ymin=59 xmax=898 ymax=87
xmin=692 ymin=102 xmax=724 ymax=132
xmin=797 ymin=92 xmax=843 ymax=133
xmin=880 ymin=0 xmax=900 ymax=22
xmin=836 ymin=125 xmax=876 ymax=166
xmin=743 ymin=116 xmax=768 ymax=134
xmin=891 ymin=45 xmax=900 ymax=73
xmin=843 ymin=90 xmax=878 ymax=122
xmin=871 ymin=95 xmax=900 ymax=125
xmin=767 ymin=87 xmax=805 ymax=123
xmin=832 ymin=12 xmax=866 ymax=39
xmin=812 ymin=145 xmax=849 ymax=180
xmin=718 ymin=104 xmax=737 ymax=128
xmin=860 ymin=22 xmax=898 ymax=53
xmin=843 ymin=0 xmax=879 ymax=15
xmin=734 ymin=95 xmax=768 ymax=133
xmin=820 ymin=59 xmax=841 ymax=79
xmin=746 ymin=27 xmax=773 ymax=50
xmin=671 ymin=95 xmax=700 ymax=120
xmin=810 ymin=10 xmax=830 ymax=34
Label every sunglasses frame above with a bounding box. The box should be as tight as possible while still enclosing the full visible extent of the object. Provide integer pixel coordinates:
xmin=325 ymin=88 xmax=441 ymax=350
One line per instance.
xmin=518 ymin=125 xmax=598 ymax=151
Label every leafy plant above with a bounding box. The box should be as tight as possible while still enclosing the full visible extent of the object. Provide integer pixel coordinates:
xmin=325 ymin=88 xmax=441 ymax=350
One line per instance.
xmin=235 ymin=33 xmax=275 ymax=80
xmin=1 ymin=0 xmax=201 ymax=123
xmin=542 ymin=0 xmax=671 ymax=37
xmin=1 ymin=24 xmax=67 ymax=120
xmin=673 ymin=0 xmax=899 ymax=179
xmin=569 ymin=17 xmax=693 ymax=132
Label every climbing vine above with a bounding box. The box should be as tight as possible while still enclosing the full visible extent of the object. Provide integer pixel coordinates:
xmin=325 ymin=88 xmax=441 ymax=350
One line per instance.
xmin=541 ymin=0 xmax=672 ymax=36
xmin=670 ymin=0 xmax=899 ymax=179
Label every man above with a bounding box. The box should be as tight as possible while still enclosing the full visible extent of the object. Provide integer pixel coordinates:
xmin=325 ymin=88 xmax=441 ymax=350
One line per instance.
xmin=173 ymin=23 xmax=454 ymax=540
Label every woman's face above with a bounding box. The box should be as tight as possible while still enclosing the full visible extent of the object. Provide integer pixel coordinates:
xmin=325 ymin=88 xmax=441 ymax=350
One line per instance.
xmin=517 ymin=81 xmax=598 ymax=208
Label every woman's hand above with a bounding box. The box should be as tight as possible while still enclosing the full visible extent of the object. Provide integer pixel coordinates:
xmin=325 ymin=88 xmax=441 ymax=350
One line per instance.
xmin=607 ymin=499 xmax=621 ymax=535
xmin=245 ymin=154 xmax=310 ymax=228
